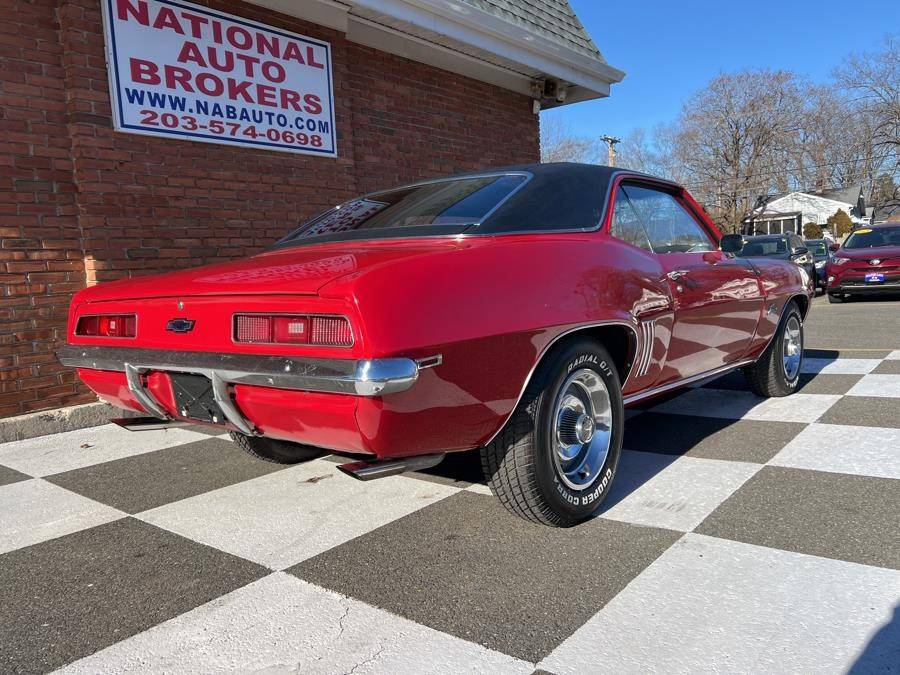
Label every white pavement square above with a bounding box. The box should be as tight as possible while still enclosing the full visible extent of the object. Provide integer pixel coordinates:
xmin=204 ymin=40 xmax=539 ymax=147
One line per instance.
xmin=0 ymin=424 xmax=206 ymax=477
xmin=769 ymin=423 xmax=900 ymax=480
xmin=137 ymin=459 xmax=460 ymax=569
xmin=847 ymin=374 xmax=900 ymax=398
xmin=539 ymin=534 xmax=900 ymax=674
xmin=599 ymin=452 xmax=760 ymax=532
xmin=651 ymin=388 xmax=841 ymax=423
xmin=59 ymin=572 xmax=532 ymax=675
xmin=0 ymin=479 xmax=124 ymax=555
xmin=801 ymin=357 xmax=882 ymax=375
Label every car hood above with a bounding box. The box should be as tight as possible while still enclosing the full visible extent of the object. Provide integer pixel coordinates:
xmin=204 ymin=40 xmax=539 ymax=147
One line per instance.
xmin=835 ymin=245 xmax=900 ymax=262
xmin=74 ymin=239 xmax=462 ymax=303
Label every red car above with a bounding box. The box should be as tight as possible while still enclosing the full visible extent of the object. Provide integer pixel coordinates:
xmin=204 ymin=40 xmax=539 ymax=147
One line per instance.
xmin=59 ymin=164 xmax=812 ymax=526
xmin=826 ymin=223 xmax=900 ymax=302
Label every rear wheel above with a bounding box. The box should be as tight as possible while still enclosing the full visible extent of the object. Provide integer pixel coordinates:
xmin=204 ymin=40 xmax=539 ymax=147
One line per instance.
xmin=230 ymin=432 xmax=324 ymax=464
xmin=743 ymin=300 xmax=804 ymax=397
xmin=480 ymin=338 xmax=623 ymax=527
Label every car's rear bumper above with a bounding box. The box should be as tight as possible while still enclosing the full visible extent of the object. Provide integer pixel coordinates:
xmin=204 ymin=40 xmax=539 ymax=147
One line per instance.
xmin=58 ymin=344 xmax=436 ymax=438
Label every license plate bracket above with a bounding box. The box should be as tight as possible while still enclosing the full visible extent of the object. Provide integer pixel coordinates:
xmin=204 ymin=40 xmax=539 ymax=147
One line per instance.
xmin=864 ymin=272 xmax=885 ymax=283
xmin=170 ymin=372 xmax=227 ymax=425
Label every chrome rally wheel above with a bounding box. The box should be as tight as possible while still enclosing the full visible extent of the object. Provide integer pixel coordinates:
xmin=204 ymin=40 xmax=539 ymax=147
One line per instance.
xmin=480 ymin=338 xmax=624 ymax=527
xmin=782 ymin=314 xmax=802 ymax=381
xmin=553 ymin=369 xmax=613 ymax=490
xmin=743 ymin=300 xmax=804 ymax=397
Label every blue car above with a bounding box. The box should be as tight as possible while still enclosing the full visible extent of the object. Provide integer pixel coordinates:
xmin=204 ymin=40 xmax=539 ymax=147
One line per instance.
xmin=804 ymin=239 xmax=832 ymax=292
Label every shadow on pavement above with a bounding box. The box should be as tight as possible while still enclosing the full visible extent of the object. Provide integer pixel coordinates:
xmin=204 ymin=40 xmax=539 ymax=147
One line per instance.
xmin=848 ymin=602 xmax=900 ymax=674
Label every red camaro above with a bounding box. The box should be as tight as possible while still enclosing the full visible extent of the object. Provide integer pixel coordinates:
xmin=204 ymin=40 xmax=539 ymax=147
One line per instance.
xmin=59 ymin=164 xmax=813 ymax=526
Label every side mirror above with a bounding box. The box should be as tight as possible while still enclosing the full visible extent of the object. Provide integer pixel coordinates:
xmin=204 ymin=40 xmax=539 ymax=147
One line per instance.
xmin=792 ymin=246 xmax=808 ymax=257
xmin=720 ymin=234 xmax=744 ymax=254
xmin=828 ymin=243 xmax=840 ymax=252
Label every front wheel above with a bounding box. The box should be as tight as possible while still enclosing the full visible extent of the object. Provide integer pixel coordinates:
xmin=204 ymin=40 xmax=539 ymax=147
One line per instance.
xmin=827 ymin=292 xmax=844 ymax=303
xmin=480 ymin=338 xmax=624 ymax=527
xmin=743 ymin=300 xmax=804 ymax=397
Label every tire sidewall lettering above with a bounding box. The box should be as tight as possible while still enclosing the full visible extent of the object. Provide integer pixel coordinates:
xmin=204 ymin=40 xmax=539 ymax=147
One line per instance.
xmin=540 ymin=347 xmax=623 ymax=517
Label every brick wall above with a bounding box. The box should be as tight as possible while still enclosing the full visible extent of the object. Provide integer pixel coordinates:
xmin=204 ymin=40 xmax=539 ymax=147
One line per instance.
xmin=0 ymin=0 xmax=540 ymax=418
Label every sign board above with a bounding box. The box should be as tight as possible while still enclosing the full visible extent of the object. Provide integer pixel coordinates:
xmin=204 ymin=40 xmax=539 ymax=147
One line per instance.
xmin=100 ymin=0 xmax=336 ymax=156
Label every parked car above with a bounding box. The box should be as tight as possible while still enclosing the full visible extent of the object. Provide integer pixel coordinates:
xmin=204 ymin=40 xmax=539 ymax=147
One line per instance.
xmin=58 ymin=164 xmax=812 ymax=527
xmin=804 ymin=238 xmax=832 ymax=292
xmin=826 ymin=223 xmax=900 ymax=303
xmin=734 ymin=233 xmax=816 ymax=284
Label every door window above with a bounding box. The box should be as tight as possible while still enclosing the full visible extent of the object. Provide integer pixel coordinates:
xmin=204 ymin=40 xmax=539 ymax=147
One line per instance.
xmin=621 ymin=185 xmax=715 ymax=253
xmin=609 ymin=187 xmax=653 ymax=251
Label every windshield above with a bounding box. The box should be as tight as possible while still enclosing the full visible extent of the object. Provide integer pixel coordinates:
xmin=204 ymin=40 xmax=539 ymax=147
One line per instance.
xmin=806 ymin=241 xmax=827 ymax=258
xmin=843 ymin=226 xmax=900 ymax=249
xmin=737 ymin=238 xmax=787 ymax=256
xmin=279 ymin=174 xmax=527 ymax=244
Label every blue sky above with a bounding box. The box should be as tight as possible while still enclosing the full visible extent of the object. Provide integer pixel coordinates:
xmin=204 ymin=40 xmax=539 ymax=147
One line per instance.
xmin=546 ymin=0 xmax=900 ymax=138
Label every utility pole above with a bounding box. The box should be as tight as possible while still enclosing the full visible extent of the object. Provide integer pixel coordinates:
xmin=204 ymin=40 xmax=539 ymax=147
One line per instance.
xmin=601 ymin=135 xmax=620 ymax=167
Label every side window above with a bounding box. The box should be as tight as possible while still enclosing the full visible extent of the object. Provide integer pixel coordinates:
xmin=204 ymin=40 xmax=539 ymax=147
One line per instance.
xmin=621 ymin=185 xmax=714 ymax=253
xmin=610 ymin=187 xmax=652 ymax=251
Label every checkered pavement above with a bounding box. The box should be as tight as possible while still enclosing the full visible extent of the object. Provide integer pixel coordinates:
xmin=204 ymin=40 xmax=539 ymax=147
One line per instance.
xmin=1 ymin=350 xmax=898 ymax=673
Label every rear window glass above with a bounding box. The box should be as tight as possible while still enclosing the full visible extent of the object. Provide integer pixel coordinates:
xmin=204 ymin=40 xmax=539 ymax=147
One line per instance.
xmin=279 ymin=174 xmax=526 ymax=244
xmin=738 ymin=238 xmax=788 ymax=256
xmin=806 ymin=241 xmax=827 ymax=257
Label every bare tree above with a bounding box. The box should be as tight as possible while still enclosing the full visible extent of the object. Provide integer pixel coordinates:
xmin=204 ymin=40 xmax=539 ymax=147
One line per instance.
xmin=539 ymin=115 xmax=601 ymax=164
xmin=670 ymin=70 xmax=808 ymax=230
xmin=836 ymin=36 xmax=900 ymax=154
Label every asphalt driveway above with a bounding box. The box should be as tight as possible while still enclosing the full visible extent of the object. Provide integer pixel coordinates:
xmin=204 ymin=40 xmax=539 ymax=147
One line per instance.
xmin=1 ymin=293 xmax=898 ymax=673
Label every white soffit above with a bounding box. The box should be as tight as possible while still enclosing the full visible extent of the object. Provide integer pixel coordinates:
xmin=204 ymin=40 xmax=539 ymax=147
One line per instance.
xmin=245 ymin=0 xmax=624 ymax=103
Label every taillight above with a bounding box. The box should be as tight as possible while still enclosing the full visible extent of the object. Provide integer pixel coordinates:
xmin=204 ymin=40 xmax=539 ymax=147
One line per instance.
xmin=234 ymin=314 xmax=353 ymax=347
xmin=76 ymin=314 xmax=136 ymax=338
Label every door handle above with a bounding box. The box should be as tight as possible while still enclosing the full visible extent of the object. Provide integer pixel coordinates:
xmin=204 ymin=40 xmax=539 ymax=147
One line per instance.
xmin=666 ymin=270 xmax=690 ymax=281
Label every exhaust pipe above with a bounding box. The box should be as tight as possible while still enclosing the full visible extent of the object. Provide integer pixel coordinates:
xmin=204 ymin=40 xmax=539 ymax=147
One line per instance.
xmin=113 ymin=416 xmax=194 ymax=431
xmin=337 ymin=453 xmax=445 ymax=481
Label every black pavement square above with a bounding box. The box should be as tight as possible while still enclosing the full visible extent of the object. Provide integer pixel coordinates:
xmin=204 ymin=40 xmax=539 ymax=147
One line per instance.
xmin=624 ymin=412 xmax=805 ymax=463
xmin=0 ymin=518 xmax=267 ymax=673
xmin=289 ymin=491 xmax=680 ymax=662
xmin=817 ymin=396 xmax=900 ymax=429
xmin=696 ymin=466 xmax=900 ymax=569
xmin=872 ymin=360 xmax=900 ymax=374
xmin=44 ymin=437 xmax=286 ymax=513
xmin=0 ymin=464 xmax=30 ymax=487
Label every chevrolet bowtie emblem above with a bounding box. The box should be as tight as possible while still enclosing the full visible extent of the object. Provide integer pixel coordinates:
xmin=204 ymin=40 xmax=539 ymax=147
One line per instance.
xmin=166 ymin=318 xmax=196 ymax=333
xmin=869 ymin=259 xmax=881 ymax=265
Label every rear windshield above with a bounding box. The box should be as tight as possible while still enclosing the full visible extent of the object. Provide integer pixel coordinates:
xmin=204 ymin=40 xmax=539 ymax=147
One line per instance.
xmin=737 ymin=238 xmax=788 ymax=256
xmin=843 ymin=226 xmax=900 ymax=249
xmin=278 ymin=174 xmax=527 ymax=245
xmin=806 ymin=241 xmax=827 ymax=257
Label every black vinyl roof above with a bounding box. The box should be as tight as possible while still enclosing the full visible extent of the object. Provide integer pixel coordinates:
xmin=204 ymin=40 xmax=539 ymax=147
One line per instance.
xmin=277 ymin=163 xmax=671 ymax=248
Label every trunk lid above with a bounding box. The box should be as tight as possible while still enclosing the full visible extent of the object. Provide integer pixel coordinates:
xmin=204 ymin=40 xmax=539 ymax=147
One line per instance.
xmin=76 ymin=240 xmax=459 ymax=303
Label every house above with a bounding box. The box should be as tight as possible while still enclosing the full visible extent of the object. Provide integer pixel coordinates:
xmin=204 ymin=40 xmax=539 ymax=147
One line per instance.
xmin=742 ymin=186 xmax=869 ymax=236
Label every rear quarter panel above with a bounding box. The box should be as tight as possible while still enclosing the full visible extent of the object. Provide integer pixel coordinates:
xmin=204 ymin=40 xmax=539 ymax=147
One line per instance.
xmin=322 ymin=234 xmax=669 ymax=457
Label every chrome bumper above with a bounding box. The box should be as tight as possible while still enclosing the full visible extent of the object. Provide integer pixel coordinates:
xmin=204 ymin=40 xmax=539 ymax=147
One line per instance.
xmin=58 ymin=345 xmax=437 ymax=435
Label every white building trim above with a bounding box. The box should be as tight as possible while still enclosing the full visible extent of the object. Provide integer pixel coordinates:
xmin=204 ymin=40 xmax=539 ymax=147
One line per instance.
xmin=246 ymin=0 xmax=624 ymax=105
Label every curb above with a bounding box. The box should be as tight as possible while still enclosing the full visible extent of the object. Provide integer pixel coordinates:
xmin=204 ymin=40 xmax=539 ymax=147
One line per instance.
xmin=0 ymin=402 xmax=137 ymax=444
